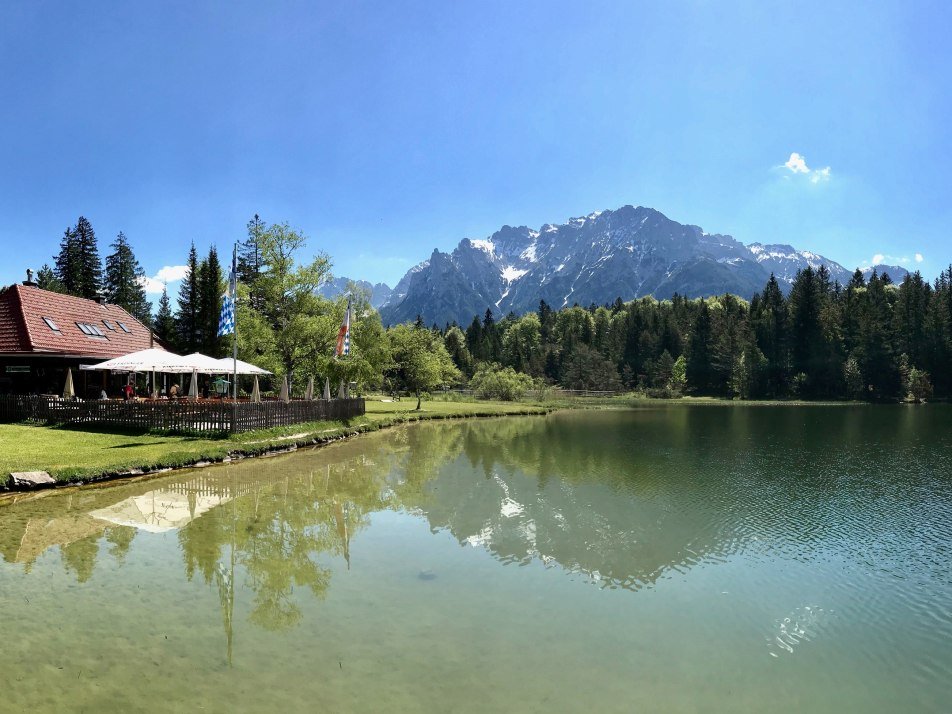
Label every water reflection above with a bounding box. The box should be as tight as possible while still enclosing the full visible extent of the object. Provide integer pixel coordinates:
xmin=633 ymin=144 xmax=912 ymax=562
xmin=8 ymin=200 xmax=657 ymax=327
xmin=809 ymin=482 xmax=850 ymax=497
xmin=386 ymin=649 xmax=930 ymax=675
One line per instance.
xmin=2 ymin=406 xmax=951 ymax=668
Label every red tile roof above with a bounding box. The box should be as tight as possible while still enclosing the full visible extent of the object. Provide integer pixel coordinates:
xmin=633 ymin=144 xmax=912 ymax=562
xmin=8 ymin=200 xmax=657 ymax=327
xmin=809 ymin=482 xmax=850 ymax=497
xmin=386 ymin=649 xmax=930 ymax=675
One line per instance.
xmin=0 ymin=284 xmax=161 ymax=358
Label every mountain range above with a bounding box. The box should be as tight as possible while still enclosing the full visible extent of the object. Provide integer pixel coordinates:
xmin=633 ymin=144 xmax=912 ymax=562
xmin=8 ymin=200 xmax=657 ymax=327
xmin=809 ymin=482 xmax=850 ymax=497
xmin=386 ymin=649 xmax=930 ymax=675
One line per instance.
xmin=326 ymin=205 xmax=909 ymax=327
xmin=318 ymin=277 xmax=392 ymax=309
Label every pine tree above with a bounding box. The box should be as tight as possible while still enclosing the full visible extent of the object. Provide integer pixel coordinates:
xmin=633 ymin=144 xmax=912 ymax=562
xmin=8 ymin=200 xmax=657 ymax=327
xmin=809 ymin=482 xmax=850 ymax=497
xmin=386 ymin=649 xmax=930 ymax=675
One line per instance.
xmin=197 ymin=246 xmax=224 ymax=357
xmin=751 ymin=274 xmax=788 ymax=396
xmin=154 ymin=286 xmax=177 ymax=347
xmin=53 ymin=227 xmax=81 ymax=294
xmin=238 ymin=214 xmax=266 ymax=311
xmin=104 ymin=232 xmax=151 ymax=324
xmin=176 ymin=243 xmax=201 ymax=353
xmin=36 ymin=264 xmax=65 ymax=293
xmin=788 ymin=267 xmax=826 ymax=395
xmin=858 ymin=272 xmax=901 ymax=400
xmin=73 ymin=216 xmax=103 ymax=299
xmin=686 ymin=300 xmax=714 ymax=394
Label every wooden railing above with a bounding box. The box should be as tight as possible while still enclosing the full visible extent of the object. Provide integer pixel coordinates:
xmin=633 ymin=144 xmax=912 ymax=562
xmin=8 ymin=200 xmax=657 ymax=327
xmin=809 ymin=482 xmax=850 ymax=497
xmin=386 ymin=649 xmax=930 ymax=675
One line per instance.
xmin=0 ymin=395 xmax=365 ymax=434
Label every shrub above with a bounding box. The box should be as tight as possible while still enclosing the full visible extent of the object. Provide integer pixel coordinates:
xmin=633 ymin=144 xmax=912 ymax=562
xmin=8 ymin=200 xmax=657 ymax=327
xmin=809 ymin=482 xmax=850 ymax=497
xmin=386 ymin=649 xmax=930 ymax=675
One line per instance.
xmin=469 ymin=364 xmax=535 ymax=401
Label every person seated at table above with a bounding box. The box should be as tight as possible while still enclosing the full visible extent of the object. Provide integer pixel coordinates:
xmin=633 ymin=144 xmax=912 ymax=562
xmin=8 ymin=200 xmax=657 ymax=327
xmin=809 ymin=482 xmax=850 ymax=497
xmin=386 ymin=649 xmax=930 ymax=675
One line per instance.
xmin=100 ymin=388 xmax=108 ymax=400
xmin=169 ymin=383 xmax=179 ymax=398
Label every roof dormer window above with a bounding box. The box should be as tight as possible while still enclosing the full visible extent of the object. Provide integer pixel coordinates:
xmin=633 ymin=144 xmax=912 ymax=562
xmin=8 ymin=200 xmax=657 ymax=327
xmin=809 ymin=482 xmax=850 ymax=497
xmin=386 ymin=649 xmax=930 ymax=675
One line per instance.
xmin=102 ymin=319 xmax=115 ymax=331
xmin=76 ymin=321 xmax=107 ymax=338
xmin=42 ymin=317 xmax=61 ymax=333
xmin=118 ymin=322 xmax=131 ymax=333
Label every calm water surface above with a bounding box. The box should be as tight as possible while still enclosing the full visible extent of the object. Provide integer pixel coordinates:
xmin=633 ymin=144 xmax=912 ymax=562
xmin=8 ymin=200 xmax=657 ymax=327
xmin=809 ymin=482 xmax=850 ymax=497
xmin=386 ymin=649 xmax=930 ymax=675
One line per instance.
xmin=1 ymin=406 xmax=951 ymax=713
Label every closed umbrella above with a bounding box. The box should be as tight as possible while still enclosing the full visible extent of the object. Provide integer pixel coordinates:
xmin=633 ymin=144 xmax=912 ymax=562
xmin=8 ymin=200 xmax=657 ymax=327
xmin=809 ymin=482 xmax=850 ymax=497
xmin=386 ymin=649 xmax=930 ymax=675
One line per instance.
xmin=322 ymin=377 xmax=331 ymax=400
xmin=63 ymin=369 xmax=75 ymax=399
xmin=279 ymin=375 xmax=290 ymax=403
xmin=250 ymin=376 xmax=261 ymax=403
xmin=188 ymin=369 xmax=198 ymax=401
xmin=305 ymin=377 xmax=314 ymax=401
xmin=337 ymin=380 xmax=345 ymax=399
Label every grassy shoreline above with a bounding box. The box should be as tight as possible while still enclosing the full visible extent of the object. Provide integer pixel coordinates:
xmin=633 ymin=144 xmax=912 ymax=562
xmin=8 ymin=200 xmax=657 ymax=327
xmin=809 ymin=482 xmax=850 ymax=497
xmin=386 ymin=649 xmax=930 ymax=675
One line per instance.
xmin=0 ymin=393 xmax=907 ymax=495
xmin=0 ymin=399 xmax=552 ymax=493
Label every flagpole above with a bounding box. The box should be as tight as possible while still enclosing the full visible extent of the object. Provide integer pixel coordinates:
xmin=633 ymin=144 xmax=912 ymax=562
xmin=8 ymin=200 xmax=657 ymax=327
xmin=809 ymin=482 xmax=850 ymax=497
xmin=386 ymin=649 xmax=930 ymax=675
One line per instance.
xmin=232 ymin=242 xmax=238 ymax=401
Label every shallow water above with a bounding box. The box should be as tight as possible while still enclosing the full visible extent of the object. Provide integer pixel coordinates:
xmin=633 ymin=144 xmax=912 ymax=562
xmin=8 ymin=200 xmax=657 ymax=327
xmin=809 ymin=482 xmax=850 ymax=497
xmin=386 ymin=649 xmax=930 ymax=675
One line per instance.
xmin=1 ymin=405 xmax=951 ymax=713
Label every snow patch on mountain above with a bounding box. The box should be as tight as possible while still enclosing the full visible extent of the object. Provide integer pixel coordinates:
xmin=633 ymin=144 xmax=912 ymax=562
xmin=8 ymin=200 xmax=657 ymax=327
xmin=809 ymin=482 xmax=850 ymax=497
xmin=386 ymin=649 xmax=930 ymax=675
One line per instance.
xmin=502 ymin=266 xmax=528 ymax=283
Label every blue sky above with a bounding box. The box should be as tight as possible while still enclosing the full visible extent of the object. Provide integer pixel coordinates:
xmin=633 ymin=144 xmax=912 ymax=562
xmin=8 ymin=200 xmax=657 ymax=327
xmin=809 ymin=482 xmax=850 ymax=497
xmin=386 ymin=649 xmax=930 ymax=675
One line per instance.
xmin=1 ymin=1 xmax=949 ymax=300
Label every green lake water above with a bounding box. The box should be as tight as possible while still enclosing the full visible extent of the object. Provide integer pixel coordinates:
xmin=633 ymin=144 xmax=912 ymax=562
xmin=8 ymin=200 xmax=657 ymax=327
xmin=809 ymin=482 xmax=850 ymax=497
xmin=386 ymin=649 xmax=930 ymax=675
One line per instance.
xmin=1 ymin=406 xmax=951 ymax=713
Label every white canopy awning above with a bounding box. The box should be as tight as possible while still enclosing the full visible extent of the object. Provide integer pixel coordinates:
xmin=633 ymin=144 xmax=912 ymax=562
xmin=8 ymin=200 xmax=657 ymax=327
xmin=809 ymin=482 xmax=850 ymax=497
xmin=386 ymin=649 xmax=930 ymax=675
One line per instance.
xmin=78 ymin=348 xmax=197 ymax=373
xmin=183 ymin=353 xmax=234 ymax=374
xmin=211 ymin=357 xmax=272 ymax=375
xmin=79 ymin=349 xmax=241 ymax=374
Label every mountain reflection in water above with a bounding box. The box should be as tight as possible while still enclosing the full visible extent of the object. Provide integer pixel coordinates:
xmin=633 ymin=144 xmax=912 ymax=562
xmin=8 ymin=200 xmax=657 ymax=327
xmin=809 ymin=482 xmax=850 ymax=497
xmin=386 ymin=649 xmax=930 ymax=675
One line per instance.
xmin=1 ymin=405 xmax=950 ymax=706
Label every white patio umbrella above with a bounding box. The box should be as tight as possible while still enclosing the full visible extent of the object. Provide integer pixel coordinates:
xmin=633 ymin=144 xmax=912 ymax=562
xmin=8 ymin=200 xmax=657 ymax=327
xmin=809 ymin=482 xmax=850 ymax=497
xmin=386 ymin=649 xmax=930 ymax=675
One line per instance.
xmin=337 ymin=380 xmax=345 ymax=399
xmin=250 ymin=376 xmax=261 ymax=403
xmin=183 ymin=353 xmax=233 ymax=374
xmin=305 ymin=377 xmax=314 ymax=401
xmin=79 ymin=348 xmax=195 ymax=373
xmin=89 ymin=490 xmax=230 ymax=533
xmin=63 ymin=369 xmax=75 ymax=399
xmin=279 ymin=375 xmax=290 ymax=402
xmin=322 ymin=377 xmax=331 ymax=400
xmin=210 ymin=357 xmax=271 ymax=375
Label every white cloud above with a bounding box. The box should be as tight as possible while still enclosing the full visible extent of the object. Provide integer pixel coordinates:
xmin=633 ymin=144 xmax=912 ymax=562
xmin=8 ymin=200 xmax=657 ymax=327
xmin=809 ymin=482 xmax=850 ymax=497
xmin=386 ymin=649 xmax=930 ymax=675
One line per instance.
xmin=810 ymin=166 xmax=831 ymax=184
xmin=872 ymin=253 xmax=885 ymax=265
xmin=155 ymin=265 xmax=189 ymax=282
xmin=784 ymin=152 xmax=810 ymax=174
xmin=782 ymin=152 xmax=832 ymax=184
xmin=915 ymin=253 xmax=924 ymax=263
xmin=137 ymin=264 xmax=190 ymax=294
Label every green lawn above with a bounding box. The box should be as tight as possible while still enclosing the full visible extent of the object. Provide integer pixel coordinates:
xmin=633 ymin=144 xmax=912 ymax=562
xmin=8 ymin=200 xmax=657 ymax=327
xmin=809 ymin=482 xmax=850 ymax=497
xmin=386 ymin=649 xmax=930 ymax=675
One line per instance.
xmin=0 ymin=398 xmax=550 ymax=488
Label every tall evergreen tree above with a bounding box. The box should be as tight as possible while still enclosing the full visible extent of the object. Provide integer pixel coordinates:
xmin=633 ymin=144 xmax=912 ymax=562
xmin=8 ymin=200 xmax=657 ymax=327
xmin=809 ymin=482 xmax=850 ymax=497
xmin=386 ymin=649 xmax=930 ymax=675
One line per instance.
xmin=176 ymin=243 xmax=201 ymax=353
xmin=53 ymin=227 xmax=81 ymax=294
xmin=751 ymin=274 xmax=788 ymax=396
xmin=788 ymin=267 xmax=826 ymax=395
xmin=685 ymin=300 xmax=714 ymax=394
xmin=73 ymin=216 xmax=103 ymax=299
xmin=197 ymin=246 xmax=224 ymax=356
xmin=154 ymin=286 xmax=177 ymax=348
xmin=858 ymin=272 xmax=901 ymax=400
xmin=238 ymin=214 xmax=266 ymax=311
xmin=104 ymin=232 xmax=151 ymax=324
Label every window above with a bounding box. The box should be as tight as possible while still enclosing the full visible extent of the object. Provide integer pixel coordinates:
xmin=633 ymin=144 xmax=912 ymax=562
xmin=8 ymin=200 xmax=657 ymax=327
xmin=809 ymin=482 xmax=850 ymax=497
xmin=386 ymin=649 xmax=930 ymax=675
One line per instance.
xmin=118 ymin=322 xmax=131 ymax=333
xmin=42 ymin=317 xmax=61 ymax=333
xmin=76 ymin=322 xmax=107 ymax=338
xmin=102 ymin=319 xmax=115 ymax=331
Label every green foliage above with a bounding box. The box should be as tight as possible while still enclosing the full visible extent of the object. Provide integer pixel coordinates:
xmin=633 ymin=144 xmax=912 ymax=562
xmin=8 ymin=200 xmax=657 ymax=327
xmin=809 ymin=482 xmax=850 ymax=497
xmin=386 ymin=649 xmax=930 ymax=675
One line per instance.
xmin=36 ymin=263 xmax=65 ymax=293
xmin=502 ymin=313 xmax=542 ymax=375
xmin=104 ymin=231 xmax=151 ymax=325
xmin=387 ymin=323 xmax=461 ymax=409
xmin=469 ymin=363 xmax=535 ymax=400
xmin=844 ymin=354 xmax=864 ymax=399
xmin=154 ymin=286 xmax=177 ymax=347
xmin=670 ymin=355 xmax=687 ymax=393
xmin=176 ymin=243 xmax=201 ymax=352
xmin=53 ymin=217 xmax=102 ymax=299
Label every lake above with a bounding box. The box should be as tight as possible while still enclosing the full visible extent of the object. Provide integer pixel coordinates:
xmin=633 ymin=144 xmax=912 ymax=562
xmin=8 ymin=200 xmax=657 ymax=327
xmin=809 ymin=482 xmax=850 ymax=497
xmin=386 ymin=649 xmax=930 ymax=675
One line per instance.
xmin=1 ymin=406 xmax=951 ymax=713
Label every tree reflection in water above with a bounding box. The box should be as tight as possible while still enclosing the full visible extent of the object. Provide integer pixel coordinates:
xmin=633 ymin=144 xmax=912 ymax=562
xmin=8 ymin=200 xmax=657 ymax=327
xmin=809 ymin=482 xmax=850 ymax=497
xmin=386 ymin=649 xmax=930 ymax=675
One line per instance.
xmin=6 ymin=409 xmax=873 ymax=662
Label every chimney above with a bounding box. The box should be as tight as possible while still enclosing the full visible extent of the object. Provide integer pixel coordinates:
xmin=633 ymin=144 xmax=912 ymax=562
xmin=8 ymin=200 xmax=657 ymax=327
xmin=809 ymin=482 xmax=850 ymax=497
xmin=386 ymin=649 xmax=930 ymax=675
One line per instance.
xmin=23 ymin=268 xmax=38 ymax=287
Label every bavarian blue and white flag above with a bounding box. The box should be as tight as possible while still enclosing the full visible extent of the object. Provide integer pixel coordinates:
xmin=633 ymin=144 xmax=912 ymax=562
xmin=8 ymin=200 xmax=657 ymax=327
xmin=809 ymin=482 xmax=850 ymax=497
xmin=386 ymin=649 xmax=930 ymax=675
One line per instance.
xmin=218 ymin=251 xmax=237 ymax=337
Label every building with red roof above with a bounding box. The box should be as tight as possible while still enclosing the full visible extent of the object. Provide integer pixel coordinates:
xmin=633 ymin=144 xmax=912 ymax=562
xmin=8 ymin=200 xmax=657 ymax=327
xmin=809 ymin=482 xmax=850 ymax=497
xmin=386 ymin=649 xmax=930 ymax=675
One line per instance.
xmin=0 ymin=279 xmax=162 ymax=397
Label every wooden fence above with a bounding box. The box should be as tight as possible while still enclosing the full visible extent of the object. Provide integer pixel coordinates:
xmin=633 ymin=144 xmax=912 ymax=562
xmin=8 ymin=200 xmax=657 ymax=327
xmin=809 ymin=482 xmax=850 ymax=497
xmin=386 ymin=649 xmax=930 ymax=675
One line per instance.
xmin=0 ymin=395 xmax=365 ymax=434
